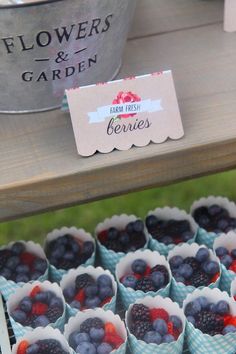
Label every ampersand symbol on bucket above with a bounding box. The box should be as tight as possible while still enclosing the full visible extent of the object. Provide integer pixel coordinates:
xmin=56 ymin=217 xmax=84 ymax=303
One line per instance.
xmin=55 ymin=51 xmax=69 ymax=63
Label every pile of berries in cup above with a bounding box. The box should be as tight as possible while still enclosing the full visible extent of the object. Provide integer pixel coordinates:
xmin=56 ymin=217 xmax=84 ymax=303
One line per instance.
xmin=120 ymin=259 xmax=169 ymax=292
xmin=0 ymin=242 xmax=47 ymax=283
xmin=193 ymin=204 xmax=236 ymax=233
xmin=185 ymin=296 xmax=236 ymax=336
xmin=17 ymin=339 xmax=68 ymax=354
xmin=46 ymin=234 xmax=94 ymax=270
xmin=145 ymin=215 xmax=194 ymax=245
xmin=169 ymin=247 xmax=220 ymax=287
xmin=98 ymin=220 xmax=146 ymax=253
xmin=215 ymin=246 xmax=236 ymax=272
xmin=129 ymin=303 xmax=183 ymax=344
xmin=11 ymin=285 xmax=63 ymax=328
xmin=63 ymin=273 xmax=114 ymax=310
xmin=69 ymin=317 xmax=124 ymax=354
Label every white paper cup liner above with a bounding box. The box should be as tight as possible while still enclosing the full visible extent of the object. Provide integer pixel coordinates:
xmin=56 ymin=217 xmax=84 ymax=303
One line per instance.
xmin=7 ymin=280 xmax=66 ymax=339
xmin=64 ymin=308 xmax=127 ymax=354
xmin=167 ymin=243 xmax=221 ymax=306
xmin=190 ymin=196 xmax=236 ymax=249
xmin=125 ymin=295 xmax=186 ymax=354
xmin=44 ymin=227 xmax=96 ymax=283
xmin=183 ymin=287 xmax=236 ymax=354
xmin=213 ymin=231 xmax=236 ymax=294
xmin=115 ymin=249 xmax=171 ymax=309
xmin=95 ymin=215 xmax=150 ymax=274
xmin=12 ymin=327 xmax=72 ymax=354
xmin=60 ymin=265 xmax=117 ymax=320
xmin=146 ymin=207 xmax=198 ymax=257
xmin=0 ymin=240 xmax=49 ymax=301
xmin=230 ymin=278 xmax=236 ymax=299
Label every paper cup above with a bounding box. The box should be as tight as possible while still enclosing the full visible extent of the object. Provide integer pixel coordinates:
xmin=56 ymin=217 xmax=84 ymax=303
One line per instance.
xmin=183 ymin=287 xmax=236 ymax=354
xmin=213 ymin=231 xmax=236 ymax=294
xmin=146 ymin=207 xmax=198 ymax=257
xmin=7 ymin=280 xmax=66 ymax=339
xmin=64 ymin=308 xmax=127 ymax=354
xmin=60 ymin=265 xmax=117 ymax=319
xmin=95 ymin=215 xmax=150 ymax=274
xmin=0 ymin=240 xmax=49 ymax=301
xmin=190 ymin=196 xmax=236 ymax=249
xmin=44 ymin=227 xmax=96 ymax=283
xmin=168 ymin=243 xmax=221 ymax=306
xmin=12 ymin=327 xmax=72 ymax=354
xmin=230 ymin=278 xmax=236 ymax=300
xmin=125 ymin=295 xmax=186 ymax=354
xmin=116 ymin=249 xmax=171 ymax=309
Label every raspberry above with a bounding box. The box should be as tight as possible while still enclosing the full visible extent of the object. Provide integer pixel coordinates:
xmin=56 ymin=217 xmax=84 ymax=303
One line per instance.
xmin=17 ymin=340 xmax=29 ymax=354
xmin=196 ymin=311 xmax=224 ymax=335
xmin=103 ymin=333 xmax=124 ymax=349
xmin=38 ymin=339 xmax=66 ymax=354
xmin=144 ymin=266 xmax=151 ymax=276
xmin=131 ymin=320 xmax=152 ymax=339
xmin=74 ymin=289 xmax=86 ymax=303
xmin=131 ymin=304 xmax=150 ymax=321
xmin=80 ymin=317 xmax=104 ymax=333
xmin=229 ymin=261 xmax=236 ymax=273
xmin=101 ymin=297 xmax=112 ymax=306
xmin=30 ymin=286 xmax=41 ymax=298
xmin=150 ymin=308 xmax=169 ymax=322
xmin=150 ymin=265 xmax=169 ymax=284
xmin=98 ymin=230 xmax=108 ymax=243
xmin=105 ymin=322 xmax=116 ymax=335
xmin=32 ymin=302 xmax=48 ymax=316
xmin=75 ymin=273 xmax=94 ymax=290
xmin=46 ymin=306 xmax=62 ymax=323
xmin=224 ymin=315 xmax=236 ymax=327
xmin=191 ymin=270 xmax=209 ymax=288
xmin=20 ymin=252 xmax=36 ymax=266
xmin=135 ymin=277 xmax=156 ymax=292
xmin=167 ymin=321 xmax=174 ymax=334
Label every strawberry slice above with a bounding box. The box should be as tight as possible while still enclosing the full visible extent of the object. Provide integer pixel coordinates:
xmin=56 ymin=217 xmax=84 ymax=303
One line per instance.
xmin=150 ymin=308 xmax=169 ymax=322
xmin=30 ymin=285 xmax=41 ymax=298
xmin=17 ymin=340 xmax=29 ymax=354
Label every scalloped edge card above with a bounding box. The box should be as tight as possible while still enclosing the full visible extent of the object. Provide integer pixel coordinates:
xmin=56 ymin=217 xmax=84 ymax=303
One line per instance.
xmin=66 ymin=71 xmax=184 ymax=156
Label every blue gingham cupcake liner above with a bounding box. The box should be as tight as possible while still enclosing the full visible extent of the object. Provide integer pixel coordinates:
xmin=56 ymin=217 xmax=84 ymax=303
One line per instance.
xmin=64 ymin=308 xmax=127 ymax=354
xmin=44 ymin=226 xmax=96 ymax=283
xmin=125 ymin=295 xmax=186 ymax=354
xmin=183 ymin=287 xmax=236 ymax=354
xmin=168 ymin=243 xmax=221 ymax=306
xmin=213 ymin=231 xmax=236 ymax=294
xmin=0 ymin=240 xmax=49 ymax=301
xmin=60 ymin=265 xmax=117 ymax=321
xmin=95 ymin=214 xmax=150 ymax=275
xmin=12 ymin=327 xmax=73 ymax=354
xmin=190 ymin=196 xmax=236 ymax=249
xmin=146 ymin=207 xmax=198 ymax=257
xmin=7 ymin=280 xmax=66 ymax=340
xmin=116 ymin=249 xmax=171 ymax=309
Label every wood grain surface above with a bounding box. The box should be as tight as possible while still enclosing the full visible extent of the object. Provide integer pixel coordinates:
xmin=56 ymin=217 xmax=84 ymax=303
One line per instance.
xmin=1 ymin=1 xmax=236 ymax=221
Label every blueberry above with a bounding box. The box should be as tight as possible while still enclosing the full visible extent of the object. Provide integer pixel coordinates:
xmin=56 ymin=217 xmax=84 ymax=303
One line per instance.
xmin=49 ymin=297 xmax=63 ymax=309
xmin=82 ymin=241 xmax=94 ymax=256
xmin=11 ymin=309 xmax=27 ymax=324
xmin=178 ymin=264 xmax=193 ymax=279
xmin=30 ymin=271 xmax=42 ymax=280
xmin=231 ymin=249 xmax=236 ymax=259
xmin=90 ymin=327 xmax=105 ymax=342
xmin=63 ymin=286 xmax=76 ymax=302
xmin=216 ymin=247 xmax=228 ymax=258
xmin=76 ymin=342 xmax=96 ymax=354
xmin=16 ymin=274 xmax=29 ymax=283
xmin=185 ymin=301 xmax=201 ymax=316
xmin=19 ymin=297 xmax=32 ymax=313
xmin=186 ymin=316 xmax=195 ymax=325
xmin=119 ymin=232 xmax=130 ymax=245
xmin=198 ymin=215 xmax=210 ymax=228
xmin=11 ymin=242 xmax=25 ymax=255
xmin=126 ymin=222 xmax=134 ymax=234
xmin=33 ymin=315 xmax=50 ymax=327
xmin=182 ymin=231 xmax=193 ymax=242
xmin=151 ymin=271 xmax=165 ymax=289
xmin=33 ymin=259 xmax=47 ymax=273
xmin=84 ymin=296 xmax=101 ymax=309
xmin=121 ymin=275 xmax=137 ymax=289
xmin=70 ymin=300 xmax=81 ymax=310
xmin=98 ymin=286 xmax=113 ymax=301
xmin=16 ymin=264 xmax=30 ymax=274
xmin=162 ymin=334 xmax=175 ymax=343
xmin=196 ymin=248 xmax=209 ymax=263
xmin=230 ymin=218 xmax=236 ymax=228
xmin=0 ymin=268 xmax=11 ymax=279
xmin=196 ymin=296 xmax=209 ymax=310
xmin=208 ymin=205 xmax=222 ymax=216
xmin=44 ymin=291 xmax=54 ymax=304
xmin=131 ymin=259 xmax=147 ymax=274
xmin=213 ymin=229 xmax=222 ymax=234
xmin=145 ymin=215 xmax=159 ymax=230
xmin=6 ymin=256 xmax=20 ymax=270
xmin=69 ymin=331 xmax=89 ymax=349
xmin=107 ymin=227 xmax=119 ymax=241
xmin=215 ymin=300 xmax=230 ymax=315
xmin=35 ymin=292 xmax=49 ymax=303
xmin=169 ymin=255 xmax=184 ymax=269
xmin=70 ymin=240 xmax=80 ymax=254
xmin=85 ymin=285 xmax=98 ymax=298
xmin=97 ymin=274 xmax=112 ymax=288
xmin=64 ymin=252 xmax=74 ymax=261
xmin=97 ymin=342 xmax=113 ymax=354
xmin=153 ymin=319 xmax=168 ymax=335
xmin=26 ymin=344 xmax=40 ymax=354
xmin=51 ymin=245 xmax=65 ymax=259
xmin=208 ymin=303 xmax=217 ymax=313
xmin=169 ymin=315 xmax=182 ymax=330
xmin=143 ymin=331 xmax=162 ymax=344
xmin=133 ymin=220 xmax=144 ymax=233
xmin=222 ymin=325 xmax=236 ymax=335
xmin=161 ymin=236 xmax=173 ymax=245
xmin=221 ymin=255 xmax=233 ymax=269
xmin=203 ymin=260 xmax=219 ymax=275
xmin=217 ymin=218 xmax=229 ymax=231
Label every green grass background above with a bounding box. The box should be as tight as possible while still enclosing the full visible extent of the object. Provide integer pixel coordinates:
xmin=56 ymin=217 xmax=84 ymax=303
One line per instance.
xmin=1 ymin=170 xmax=236 ymax=246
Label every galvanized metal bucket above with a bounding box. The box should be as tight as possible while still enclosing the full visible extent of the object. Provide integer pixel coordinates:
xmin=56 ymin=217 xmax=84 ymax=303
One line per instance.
xmin=0 ymin=0 xmax=136 ymax=113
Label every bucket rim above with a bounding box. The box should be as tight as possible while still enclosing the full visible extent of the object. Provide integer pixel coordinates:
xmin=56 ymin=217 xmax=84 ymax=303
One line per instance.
xmin=0 ymin=0 xmax=65 ymax=10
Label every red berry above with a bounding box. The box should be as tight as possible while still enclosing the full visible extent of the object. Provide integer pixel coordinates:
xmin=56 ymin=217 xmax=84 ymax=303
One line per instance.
xmin=175 ymin=238 xmax=182 ymax=244
xmin=211 ymin=272 xmax=220 ymax=283
xmin=105 ymin=322 xmax=116 ymax=335
xmin=101 ymin=297 xmax=112 ymax=306
xmin=144 ymin=266 xmax=151 ymax=276
xmin=150 ymin=308 xmax=169 ymax=322
xmin=17 ymin=340 xmax=29 ymax=354
xmin=20 ymin=252 xmax=36 ymax=266
xmin=234 ymin=296 xmax=236 ymax=302
xmin=104 ymin=333 xmax=124 ymax=349
xmin=229 ymin=260 xmax=236 ymax=273
xmin=225 ymin=315 xmax=236 ymax=327
xmin=133 ymin=273 xmax=142 ymax=280
xmin=32 ymin=302 xmax=48 ymax=315
xmin=98 ymin=230 xmax=108 ymax=243
xmin=167 ymin=321 xmax=174 ymax=334
xmin=74 ymin=289 xmax=85 ymax=304
xmin=30 ymin=285 xmax=41 ymax=298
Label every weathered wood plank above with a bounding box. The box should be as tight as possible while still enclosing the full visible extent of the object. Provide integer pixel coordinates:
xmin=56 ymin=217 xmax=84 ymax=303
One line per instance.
xmin=1 ymin=23 xmax=236 ymax=221
xmin=129 ymin=0 xmax=224 ymax=38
